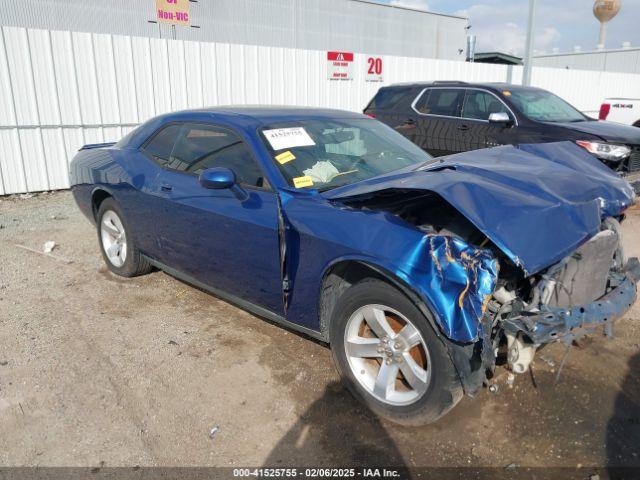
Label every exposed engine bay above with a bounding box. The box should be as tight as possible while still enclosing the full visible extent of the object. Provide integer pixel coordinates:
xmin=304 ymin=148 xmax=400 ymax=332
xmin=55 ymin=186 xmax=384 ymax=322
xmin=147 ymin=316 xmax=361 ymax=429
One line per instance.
xmin=342 ymin=189 xmax=640 ymax=389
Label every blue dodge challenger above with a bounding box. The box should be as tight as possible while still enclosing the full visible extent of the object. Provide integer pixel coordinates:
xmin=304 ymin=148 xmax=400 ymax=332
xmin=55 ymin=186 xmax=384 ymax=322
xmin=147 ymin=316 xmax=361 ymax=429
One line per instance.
xmin=71 ymin=107 xmax=639 ymax=424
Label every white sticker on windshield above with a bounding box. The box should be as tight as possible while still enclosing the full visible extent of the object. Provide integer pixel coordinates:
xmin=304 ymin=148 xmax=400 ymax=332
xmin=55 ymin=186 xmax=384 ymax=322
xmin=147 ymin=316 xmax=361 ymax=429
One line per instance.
xmin=263 ymin=127 xmax=316 ymax=151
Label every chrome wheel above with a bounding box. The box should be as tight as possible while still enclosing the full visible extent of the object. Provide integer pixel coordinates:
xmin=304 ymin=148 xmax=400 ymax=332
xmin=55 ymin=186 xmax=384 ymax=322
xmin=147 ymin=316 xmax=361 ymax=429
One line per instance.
xmin=344 ymin=304 xmax=431 ymax=406
xmin=100 ymin=210 xmax=127 ymax=268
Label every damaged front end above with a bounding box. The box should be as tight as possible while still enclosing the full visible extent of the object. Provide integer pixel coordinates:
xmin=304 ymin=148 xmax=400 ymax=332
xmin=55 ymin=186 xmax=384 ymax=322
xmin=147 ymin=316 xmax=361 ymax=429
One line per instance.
xmin=338 ymin=188 xmax=638 ymax=395
xmin=489 ymin=220 xmax=640 ymax=376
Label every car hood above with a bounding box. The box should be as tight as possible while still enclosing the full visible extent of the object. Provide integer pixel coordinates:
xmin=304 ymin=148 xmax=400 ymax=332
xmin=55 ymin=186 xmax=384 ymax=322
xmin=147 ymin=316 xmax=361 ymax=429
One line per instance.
xmin=551 ymin=119 xmax=640 ymax=144
xmin=324 ymin=142 xmax=636 ymax=275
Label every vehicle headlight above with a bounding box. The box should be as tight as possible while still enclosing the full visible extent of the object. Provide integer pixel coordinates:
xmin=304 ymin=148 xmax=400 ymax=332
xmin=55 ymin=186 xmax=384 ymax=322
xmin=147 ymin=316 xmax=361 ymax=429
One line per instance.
xmin=576 ymin=140 xmax=631 ymax=162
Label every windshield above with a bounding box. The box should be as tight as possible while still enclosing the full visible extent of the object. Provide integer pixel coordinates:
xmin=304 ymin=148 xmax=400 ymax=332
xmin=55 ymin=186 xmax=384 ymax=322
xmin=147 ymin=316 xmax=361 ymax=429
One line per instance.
xmin=259 ymin=118 xmax=433 ymax=191
xmin=507 ymin=88 xmax=587 ymax=123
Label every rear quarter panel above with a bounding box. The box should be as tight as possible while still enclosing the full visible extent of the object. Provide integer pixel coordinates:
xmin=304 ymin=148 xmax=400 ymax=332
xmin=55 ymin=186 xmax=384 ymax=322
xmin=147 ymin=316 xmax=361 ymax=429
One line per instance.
xmin=70 ymin=146 xmax=161 ymax=257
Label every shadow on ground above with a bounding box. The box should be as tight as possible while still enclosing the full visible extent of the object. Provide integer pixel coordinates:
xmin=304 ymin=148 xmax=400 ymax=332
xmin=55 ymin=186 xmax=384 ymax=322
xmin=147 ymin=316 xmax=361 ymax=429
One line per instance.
xmin=607 ymin=350 xmax=640 ymax=474
xmin=263 ymin=381 xmax=405 ymax=467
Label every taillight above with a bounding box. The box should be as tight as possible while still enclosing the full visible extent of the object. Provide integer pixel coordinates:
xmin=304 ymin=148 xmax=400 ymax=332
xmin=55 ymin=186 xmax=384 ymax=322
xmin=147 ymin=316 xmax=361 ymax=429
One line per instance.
xmin=599 ymin=103 xmax=611 ymax=120
xmin=365 ymin=112 xmax=376 ymax=118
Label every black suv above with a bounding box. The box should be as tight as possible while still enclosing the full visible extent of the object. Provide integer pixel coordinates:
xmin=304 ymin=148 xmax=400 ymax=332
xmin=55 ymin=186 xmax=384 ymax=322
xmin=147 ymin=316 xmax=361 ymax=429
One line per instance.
xmin=365 ymin=81 xmax=640 ymax=177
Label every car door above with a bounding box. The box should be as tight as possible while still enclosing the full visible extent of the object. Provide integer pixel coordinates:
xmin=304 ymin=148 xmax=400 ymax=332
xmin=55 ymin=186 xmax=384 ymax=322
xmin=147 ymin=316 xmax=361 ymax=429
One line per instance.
xmin=143 ymin=122 xmax=284 ymax=315
xmin=459 ymin=89 xmax=517 ymax=150
xmin=119 ymin=123 xmax=181 ymax=261
xmin=412 ymin=88 xmax=465 ymax=157
xmin=365 ymin=86 xmax=422 ymax=146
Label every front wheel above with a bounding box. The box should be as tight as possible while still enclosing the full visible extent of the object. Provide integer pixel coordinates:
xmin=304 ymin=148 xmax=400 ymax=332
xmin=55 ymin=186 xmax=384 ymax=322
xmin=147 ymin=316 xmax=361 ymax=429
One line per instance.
xmin=330 ymin=279 xmax=463 ymax=425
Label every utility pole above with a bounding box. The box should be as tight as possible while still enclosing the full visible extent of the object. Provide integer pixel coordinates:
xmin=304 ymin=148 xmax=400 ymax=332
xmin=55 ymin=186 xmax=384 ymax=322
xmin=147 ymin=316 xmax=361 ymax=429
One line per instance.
xmin=522 ymin=0 xmax=537 ymax=86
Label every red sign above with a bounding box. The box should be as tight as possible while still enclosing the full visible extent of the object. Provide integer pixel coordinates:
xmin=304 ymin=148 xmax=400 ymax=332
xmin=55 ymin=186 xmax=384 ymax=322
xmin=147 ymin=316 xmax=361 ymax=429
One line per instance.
xmin=327 ymin=51 xmax=354 ymax=80
xmin=327 ymin=51 xmax=354 ymax=62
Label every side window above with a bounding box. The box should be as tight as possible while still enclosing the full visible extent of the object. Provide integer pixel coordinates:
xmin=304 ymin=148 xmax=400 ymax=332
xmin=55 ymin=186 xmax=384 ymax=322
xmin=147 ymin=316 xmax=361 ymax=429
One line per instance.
xmin=167 ymin=123 xmax=267 ymax=188
xmin=414 ymin=89 xmax=464 ymax=117
xmin=462 ymin=90 xmax=510 ymax=121
xmin=142 ymin=124 xmax=182 ymax=167
xmin=371 ymin=88 xmax=410 ymax=110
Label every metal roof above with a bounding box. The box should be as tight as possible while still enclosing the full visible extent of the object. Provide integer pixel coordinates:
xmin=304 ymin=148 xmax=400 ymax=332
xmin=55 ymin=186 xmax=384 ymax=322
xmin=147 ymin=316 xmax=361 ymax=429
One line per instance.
xmin=474 ymin=52 xmax=523 ymax=65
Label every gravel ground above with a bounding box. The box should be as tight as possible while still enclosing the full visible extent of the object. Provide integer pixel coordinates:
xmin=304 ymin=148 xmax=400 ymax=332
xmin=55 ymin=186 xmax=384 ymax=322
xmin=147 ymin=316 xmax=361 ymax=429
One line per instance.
xmin=0 ymin=191 xmax=639 ymax=469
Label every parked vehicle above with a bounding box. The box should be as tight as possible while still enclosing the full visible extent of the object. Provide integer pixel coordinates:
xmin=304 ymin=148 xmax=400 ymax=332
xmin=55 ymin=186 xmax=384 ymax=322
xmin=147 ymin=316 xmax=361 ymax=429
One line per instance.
xmin=365 ymin=82 xmax=640 ymax=177
xmin=599 ymin=98 xmax=640 ymax=127
xmin=70 ymin=107 xmax=638 ymax=425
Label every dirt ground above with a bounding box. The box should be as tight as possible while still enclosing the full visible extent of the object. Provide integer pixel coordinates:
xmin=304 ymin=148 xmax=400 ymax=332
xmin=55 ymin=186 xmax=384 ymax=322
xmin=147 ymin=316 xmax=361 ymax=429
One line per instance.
xmin=0 ymin=191 xmax=639 ymax=469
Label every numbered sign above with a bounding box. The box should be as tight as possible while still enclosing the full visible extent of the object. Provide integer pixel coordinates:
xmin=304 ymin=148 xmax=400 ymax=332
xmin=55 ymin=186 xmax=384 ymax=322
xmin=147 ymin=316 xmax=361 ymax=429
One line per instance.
xmin=366 ymin=57 xmax=383 ymax=83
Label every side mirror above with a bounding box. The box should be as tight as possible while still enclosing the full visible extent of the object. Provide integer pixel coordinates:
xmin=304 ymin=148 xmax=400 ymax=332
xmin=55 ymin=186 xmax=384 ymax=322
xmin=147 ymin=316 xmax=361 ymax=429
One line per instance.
xmin=488 ymin=112 xmax=513 ymax=126
xmin=199 ymin=167 xmax=236 ymax=190
xmin=198 ymin=167 xmax=249 ymax=201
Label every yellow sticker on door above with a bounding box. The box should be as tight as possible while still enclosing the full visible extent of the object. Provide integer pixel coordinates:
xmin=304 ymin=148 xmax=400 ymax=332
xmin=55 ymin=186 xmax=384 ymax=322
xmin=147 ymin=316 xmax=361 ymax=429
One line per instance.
xmin=293 ymin=176 xmax=314 ymax=188
xmin=275 ymin=151 xmax=296 ymax=164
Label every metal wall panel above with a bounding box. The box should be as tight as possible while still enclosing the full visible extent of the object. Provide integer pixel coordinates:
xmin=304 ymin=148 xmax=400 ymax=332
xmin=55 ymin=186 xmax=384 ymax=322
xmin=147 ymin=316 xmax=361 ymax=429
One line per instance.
xmin=535 ymin=49 xmax=640 ymax=75
xmin=0 ymin=0 xmax=468 ymax=61
xmin=2 ymin=26 xmax=640 ymax=195
xmin=524 ymin=65 xmax=640 ymax=115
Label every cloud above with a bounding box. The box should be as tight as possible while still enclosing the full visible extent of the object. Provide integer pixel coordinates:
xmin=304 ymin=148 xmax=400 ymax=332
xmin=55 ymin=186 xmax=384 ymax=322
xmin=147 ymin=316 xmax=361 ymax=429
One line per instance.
xmin=389 ymin=0 xmax=430 ymax=11
xmin=536 ymin=27 xmax=561 ymax=53
xmin=452 ymin=0 xmax=639 ymax=55
xmin=381 ymin=0 xmax=639 ymax=53
xmin=454 ymin=2 xmax=561 ymax=56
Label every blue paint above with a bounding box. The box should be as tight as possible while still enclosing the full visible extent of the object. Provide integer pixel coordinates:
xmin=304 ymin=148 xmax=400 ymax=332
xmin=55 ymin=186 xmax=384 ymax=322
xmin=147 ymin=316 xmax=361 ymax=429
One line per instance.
xmin=326 ymin=140 xmax=635 ymax=275
xmin=199 ymin=167 xmax=237 ymax=190
xmin=69 ymin=107 xmax=637 ymax=345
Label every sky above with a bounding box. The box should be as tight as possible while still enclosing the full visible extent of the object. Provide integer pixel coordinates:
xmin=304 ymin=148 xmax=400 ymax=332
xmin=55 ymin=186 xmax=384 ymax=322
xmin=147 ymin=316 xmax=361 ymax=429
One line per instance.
xmin=378 ymin=0 xmax=640 ymax=56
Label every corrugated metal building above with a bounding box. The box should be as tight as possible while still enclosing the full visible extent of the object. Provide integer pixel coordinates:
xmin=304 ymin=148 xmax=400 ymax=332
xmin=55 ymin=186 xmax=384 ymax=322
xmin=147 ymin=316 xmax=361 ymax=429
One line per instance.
xmin=0 ymin=0 xmax=468 ymax=60
xmin=534 ymin=47 xmax=640 ymax=74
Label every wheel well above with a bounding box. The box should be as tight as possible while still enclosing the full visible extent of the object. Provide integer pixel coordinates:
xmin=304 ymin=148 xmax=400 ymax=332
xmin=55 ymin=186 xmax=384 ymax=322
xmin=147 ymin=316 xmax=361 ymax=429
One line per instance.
xmin=319 ymin=260 xmax=428 ymax=339
xmin=633 ymin=120 xmax=640 ymax=128
xmin=320 ymin=261 xmax=487 ymax=397
xmin=91 ymin=189 xmax=112 ymax=219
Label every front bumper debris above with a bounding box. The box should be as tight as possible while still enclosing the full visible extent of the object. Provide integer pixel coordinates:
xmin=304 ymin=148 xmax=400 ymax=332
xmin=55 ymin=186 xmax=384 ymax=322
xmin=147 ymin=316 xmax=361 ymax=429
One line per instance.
xmin=503 ymin=257 xmax=640 ymax=345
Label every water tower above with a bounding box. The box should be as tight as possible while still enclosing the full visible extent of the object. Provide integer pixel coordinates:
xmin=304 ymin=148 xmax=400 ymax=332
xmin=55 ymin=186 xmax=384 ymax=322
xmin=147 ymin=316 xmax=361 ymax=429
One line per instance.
xmin=593 ymin=0 xmax=621 ymax=48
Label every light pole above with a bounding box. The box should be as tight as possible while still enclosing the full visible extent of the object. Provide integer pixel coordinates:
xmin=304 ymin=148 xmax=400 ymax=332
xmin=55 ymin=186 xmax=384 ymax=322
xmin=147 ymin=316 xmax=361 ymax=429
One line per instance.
xmin=522 ymin=0 xmax=537 ymax=86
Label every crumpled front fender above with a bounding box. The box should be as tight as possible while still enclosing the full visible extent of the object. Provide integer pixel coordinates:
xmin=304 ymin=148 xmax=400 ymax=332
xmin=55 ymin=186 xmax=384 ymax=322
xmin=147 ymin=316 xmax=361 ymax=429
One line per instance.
xmin=279 ymin=189 xmax=499 ymax=344
xmin=399 ymin=235 xmax=499 ymax=343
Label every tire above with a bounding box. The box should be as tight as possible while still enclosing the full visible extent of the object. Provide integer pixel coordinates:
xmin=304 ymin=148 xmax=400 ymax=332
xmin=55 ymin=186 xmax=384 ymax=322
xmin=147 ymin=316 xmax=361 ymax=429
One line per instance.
xmin=96 ymin=197 xmax=152 ymax=277
xmin=329 ymin=278 xmax=463 ymax=425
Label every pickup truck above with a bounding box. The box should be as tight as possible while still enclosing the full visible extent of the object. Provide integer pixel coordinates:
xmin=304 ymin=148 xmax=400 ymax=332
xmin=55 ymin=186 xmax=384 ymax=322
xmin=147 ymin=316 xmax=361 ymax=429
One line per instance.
xmin=599 ymin=98 xmax=640 ymax=127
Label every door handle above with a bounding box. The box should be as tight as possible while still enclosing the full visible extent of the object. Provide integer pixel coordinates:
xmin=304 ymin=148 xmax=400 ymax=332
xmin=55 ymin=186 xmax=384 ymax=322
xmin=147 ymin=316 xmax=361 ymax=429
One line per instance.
xmin=457 ymin=124 xmax=470 ymax=131
xmin=405 ymin=118 xmax=416 ymax=125
xmin=160 ymin=183 xmax=173 ymax=192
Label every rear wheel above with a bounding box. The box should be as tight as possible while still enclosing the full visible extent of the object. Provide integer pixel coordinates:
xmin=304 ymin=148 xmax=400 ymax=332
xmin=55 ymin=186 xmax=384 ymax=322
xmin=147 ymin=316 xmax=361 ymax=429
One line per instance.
xmin=97 ymin=198 xmax=152 ymax=277
xmin=330 ymin=278 xmax=463 ymax=425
